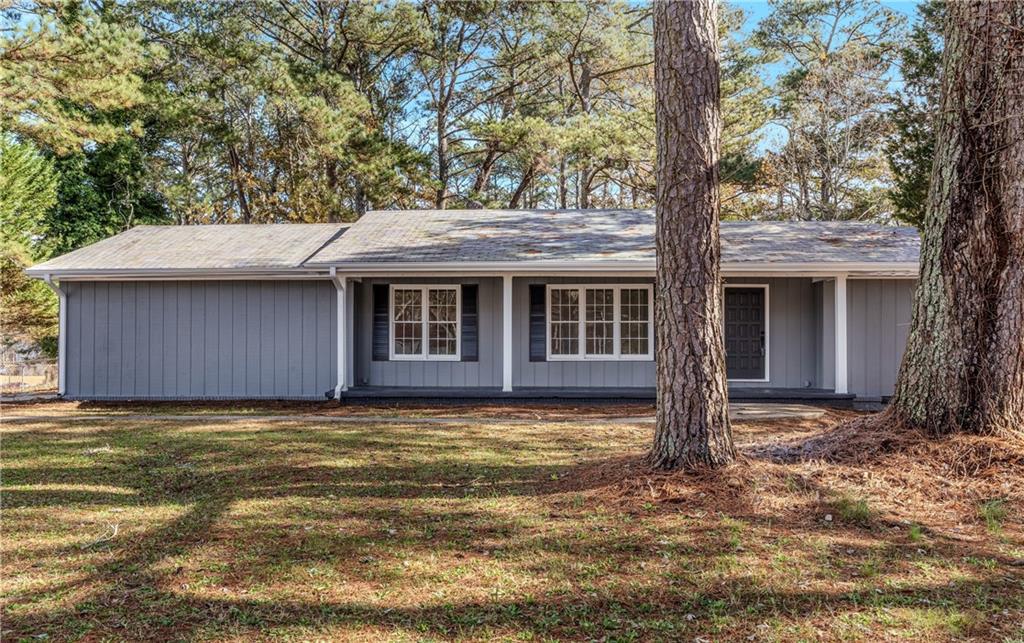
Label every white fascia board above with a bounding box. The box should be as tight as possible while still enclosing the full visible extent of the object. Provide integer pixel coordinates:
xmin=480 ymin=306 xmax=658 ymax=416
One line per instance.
xmin=316 ymin=260 xmax=654 ymax=274
xmin=25 ymin=267 xmax=333 ymax=281
xmin=27 ymin=260 xmax=920 ymax=281
xmin=324 ymin=260 xmax=919 ymax=278
xmin=723 ymin=262 xmax=919 ymax=278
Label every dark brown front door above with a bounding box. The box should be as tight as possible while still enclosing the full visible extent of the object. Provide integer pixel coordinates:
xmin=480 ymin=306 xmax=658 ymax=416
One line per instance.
xmin=724 ymin=287 xmax=766 ymax=380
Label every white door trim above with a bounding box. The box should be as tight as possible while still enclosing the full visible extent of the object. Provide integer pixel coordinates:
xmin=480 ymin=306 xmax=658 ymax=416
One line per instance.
xmin=723 ymin=283 xmax=770 ymax=383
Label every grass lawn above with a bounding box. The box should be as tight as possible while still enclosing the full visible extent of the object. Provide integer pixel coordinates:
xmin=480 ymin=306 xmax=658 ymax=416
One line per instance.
xmin=2 ymin=406 xmax=1022 ymax=641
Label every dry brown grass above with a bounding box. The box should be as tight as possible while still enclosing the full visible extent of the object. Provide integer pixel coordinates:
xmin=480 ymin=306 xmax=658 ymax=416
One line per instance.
xmin=2 ymin=407 xmax=1022 ymax=641
xmin=3 ymin=398 xmax=656 ymax=419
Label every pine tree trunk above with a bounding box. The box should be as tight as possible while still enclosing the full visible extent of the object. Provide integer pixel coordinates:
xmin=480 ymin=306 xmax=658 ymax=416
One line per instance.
xmin=353 ymin=181 xmax=368 ymax=219
xmin=885 ymin=1 xmax=1024 ymax=438
xmin=436 ymin=105 xmax=449 ymax=210
xmin=470 ymin=145 xmax=499 ymax=203
xmin=227 ymin=144 xmax=251 ymax=224
xmin=508 ymin=162 xmax=537 ymax=209
xmin=325 ymin=162 xmax=341 ymax=223
xmin=649 ymin=0 xmax=735 ymax=469
xmin=558 ymin=158 xmax=568 ymax=209
xmin=578 ymin=64 xmax=593 ymax=209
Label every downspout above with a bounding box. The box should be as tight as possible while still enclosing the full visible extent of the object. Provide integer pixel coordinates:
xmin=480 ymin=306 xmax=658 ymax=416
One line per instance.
xmin=41 ymin=275 xmax=66 ymax=397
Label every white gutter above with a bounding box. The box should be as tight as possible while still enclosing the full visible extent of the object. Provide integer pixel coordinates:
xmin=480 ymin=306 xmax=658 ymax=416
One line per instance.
xmin=307 ymin=260 xmax=655 ymax=272
xmin=25 ymin=268 xmax=334 ymax=281
xmin=320 ymin=260 xmax=919 ymax=278
xmin=40 ymin=275 xmax=67 ymax=396
xmin=27 ymin=260 xmax=919 ymax=280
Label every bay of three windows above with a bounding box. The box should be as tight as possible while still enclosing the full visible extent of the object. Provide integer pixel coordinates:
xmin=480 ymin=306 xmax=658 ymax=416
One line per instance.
xmin=549 ymin=285 xmax=652 ymax=360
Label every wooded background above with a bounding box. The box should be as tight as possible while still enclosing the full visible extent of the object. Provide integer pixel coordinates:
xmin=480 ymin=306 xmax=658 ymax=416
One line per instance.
xmin=1 ymin=0 xmax=943 ymax=353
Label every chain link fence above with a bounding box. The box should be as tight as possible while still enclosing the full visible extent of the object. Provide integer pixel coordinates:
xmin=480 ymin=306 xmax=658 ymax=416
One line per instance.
xmin=1 ymin=357 xmax=57 ymax=394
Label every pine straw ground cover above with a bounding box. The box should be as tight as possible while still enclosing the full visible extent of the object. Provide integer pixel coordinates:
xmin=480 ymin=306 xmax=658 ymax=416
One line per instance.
xmin=1 ymin=408 xmax=1022 ymax=641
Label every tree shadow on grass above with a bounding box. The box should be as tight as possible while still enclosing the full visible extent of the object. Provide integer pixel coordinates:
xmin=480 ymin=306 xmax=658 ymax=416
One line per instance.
xmin=2 ymin=418 xmax=1022 ymax=641
xmin=6 ymin=518 xmax=1021 ymax=642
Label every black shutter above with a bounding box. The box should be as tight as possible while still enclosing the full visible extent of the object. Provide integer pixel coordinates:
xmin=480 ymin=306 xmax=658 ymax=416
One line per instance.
xmin=461 ymin=284 xmax=478 ymax=362
xmin=372 ymin=284 xmax=389 ymax=361
xmin=529 ymin=284 xmax=546 ymax=362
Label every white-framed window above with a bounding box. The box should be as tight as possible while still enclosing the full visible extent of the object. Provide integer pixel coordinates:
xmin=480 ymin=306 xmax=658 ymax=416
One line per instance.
xmin=389 ymin=285 xmax=460 ymax=360
xmin=546 ymin=284 xmax=653 ymax=360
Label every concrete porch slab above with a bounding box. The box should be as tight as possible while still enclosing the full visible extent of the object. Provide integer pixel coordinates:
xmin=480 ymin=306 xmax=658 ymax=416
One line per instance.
xmin=729 ymin=403 xmax=825 ymax=421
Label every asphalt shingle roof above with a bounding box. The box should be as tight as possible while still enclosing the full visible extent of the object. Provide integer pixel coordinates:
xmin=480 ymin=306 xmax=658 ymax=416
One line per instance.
xmin=28 ymin=210 xmax=920 ymax=276
xmin=28 ymin=224 xmax=347 ymax=274
xmin=307 ymin=209 xmax=920 ymax=265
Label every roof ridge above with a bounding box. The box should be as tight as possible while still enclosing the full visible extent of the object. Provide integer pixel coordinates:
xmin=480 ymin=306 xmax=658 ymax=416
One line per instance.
xmin=299 ymin=225 xmax=350 ymax=267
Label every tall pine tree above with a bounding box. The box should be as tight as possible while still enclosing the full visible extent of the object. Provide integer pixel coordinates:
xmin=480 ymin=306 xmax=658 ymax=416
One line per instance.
xmin=877 ymin=0 xmax=1023 ymax=437
xmin=1 ymin=1 xmax=152 ymax=152
xmin=650 ymin=0 xmax=735 ymax=470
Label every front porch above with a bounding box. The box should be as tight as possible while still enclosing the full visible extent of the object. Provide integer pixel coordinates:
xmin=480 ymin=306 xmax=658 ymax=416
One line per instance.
xmin=337 ymin=385 xmax=856 ymax=405
xmin=329 ymin=273 xmax=869 ymax=401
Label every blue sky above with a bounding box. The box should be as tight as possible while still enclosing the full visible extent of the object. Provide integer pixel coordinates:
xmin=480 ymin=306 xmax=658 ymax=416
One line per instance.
xmin=732 ymin=0 xmax=926 ymax=152
xmin=733 ymin=0 xmax=922 ymax=31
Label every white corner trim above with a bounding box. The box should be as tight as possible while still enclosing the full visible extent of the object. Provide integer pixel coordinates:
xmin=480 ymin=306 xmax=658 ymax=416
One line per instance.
xmin=723 ymin=283 xmax=770 ymax=383
xmin=41 ymin=275 xmax=67 ymax=396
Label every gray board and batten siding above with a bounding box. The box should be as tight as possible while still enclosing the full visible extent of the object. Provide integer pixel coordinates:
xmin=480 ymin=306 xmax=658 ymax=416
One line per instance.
xmin=847 ymin=279 xmax=916 ymax=399
xmin=813 ymin=279 xmax=837 ymax=391
xmin=352 ymin=277 xmax=504 ymax=388
xmin=64 ymin=280 xmax=337 ymax=400
xmin=356 ymin=276 xmax=861 ymax=392
xmin=61 ymin=276 xmax=916 ymax=400
xmin=512 ymin=277 xmax=657 ymax=389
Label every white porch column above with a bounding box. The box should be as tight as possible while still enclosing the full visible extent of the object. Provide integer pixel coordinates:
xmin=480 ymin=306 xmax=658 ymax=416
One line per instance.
xmin=345 ymin=282 xmax=356 ymax=389
xmin=332 ymin=271 xmax=347 ymax=398
xmin=502 ymin=274 xmax=513 ymax=392
xmin=834 ymin=274 xmax=848 ymax=394
xmin=43 ymin=276 xmax=66 ymax=396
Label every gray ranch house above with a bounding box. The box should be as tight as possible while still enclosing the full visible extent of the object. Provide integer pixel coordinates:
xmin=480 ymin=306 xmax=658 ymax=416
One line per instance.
xmin=27 ymin=209 xmax=920 ymax=403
